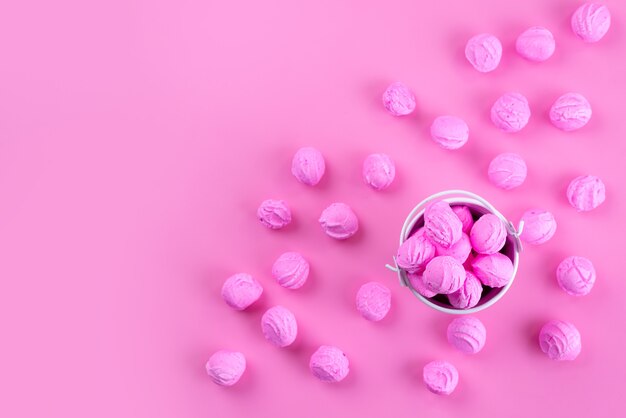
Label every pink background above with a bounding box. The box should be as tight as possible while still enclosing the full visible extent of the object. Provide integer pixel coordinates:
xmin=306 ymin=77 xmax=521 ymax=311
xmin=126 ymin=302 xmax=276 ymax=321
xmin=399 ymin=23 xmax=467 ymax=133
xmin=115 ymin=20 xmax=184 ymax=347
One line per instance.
xmin=1 ymin=0 xmax=625 ymax=417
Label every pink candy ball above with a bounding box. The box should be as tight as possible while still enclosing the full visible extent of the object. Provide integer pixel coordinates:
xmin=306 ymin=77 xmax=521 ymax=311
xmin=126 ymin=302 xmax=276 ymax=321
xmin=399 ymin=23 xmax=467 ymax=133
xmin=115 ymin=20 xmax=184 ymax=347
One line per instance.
xmin=291 ymin=147 xmax=326 ymax=186
xmin=470 ymin=214 xmax=507 ymax=255
xmin=471 ymin=253 xmax=514 ymax=288
xmin=556 ymin=256 xmax=596 ymax=296
xmin=435 ymin=233 xmax=472 ymax=264
xmin=448 ymin=271 xmax=483 ymax=309
xmin=430 ymin=116 xmax=469 ymax=150
xmin=423 ymin=360 xmax=459 ymax=395
xmin=515 ymin=26 xmax=555 ymax=62
xmin=424 ymin=200 xmax=463 ymax=249
xmin=567 ymin=175 xmax=606 ymax=212
xmin=520 ymin=209 xmax=557 ymax=245
xmin=488 ymin=153 xmax=527 ymax=190
xmin=396 ymin=228 xmax=437 ymax=273
xmin=355 ymin=282 xmax=391 ymax=321
xmin=362 ymin=153 xmax=396 ymax=190
xmin=423 ymin=256 xmax=466 ymax=295
xmin=206 ymin=350 xmax=246 ymax=386
xmin=319 ymin=203 xmax=359 ymax=240
xmin=407 ymin=272 xmax=438 ymax=298
xmin=465 ymin=33 xmax=502 ymax=73
xmin=261 ymin=306 xmax=298 ymax=347
xmin=452 ymin=205 xmax=474 ymax=233
xmin=571 ymin=3 xmax=611 ymax=43
xmin=491 ymin=92 xmax=531 ymax=133
xmin=272 ymin=252 xmax=310 ymax=290
xmin=539 ymin=320 xmax=582 ymax=361
xmin=447 ymin=316 xmax=487 ymax=354
xmin=382 ymin=82 xmax=416 ymax=116
xmin=310 ymin=345 xmax=350 ymax=382
xmin=221 ymin=273 xmax=263 ymax=310
xmin=550 ymin=93 xmax=592 ymax=131
xmin=257 ymin=199 xmax=292 ymax=230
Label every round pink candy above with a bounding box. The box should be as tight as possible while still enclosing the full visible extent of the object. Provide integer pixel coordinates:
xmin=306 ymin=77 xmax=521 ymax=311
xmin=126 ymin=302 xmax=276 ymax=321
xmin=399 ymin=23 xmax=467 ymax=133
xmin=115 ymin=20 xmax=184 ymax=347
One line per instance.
xmin=435 ymin=233 xmax=472 ymax=264
xmin=261 ymin=306 xmax=298 ymax=347
xmin=356 ymin=282 xmax=391 ymax=321
xmin=319 ymin=203 xmax=359 ymax=240
xmin=424 ymin=201 xmax=463 ymax=249
xmin=430 ymin=116 xmax=469 ymax=150
xmin=539 ymin=320 xmax=582 ymax=361
xmin=452 ymin=205 xmax=474 ymax=233
xmin=382 ymin=82 xmax=416 ymax=116
xmin=447 ymin=316 xmax=486 ymax=354
xmin=471 ymin=253 xmax=514 ymax=288
xmin=396 ymin=228 xmax=436 ymax=273
xmin=448 ymin=271 xmax=483 ymax=309
xmin=407 ymin=272 xmax=437 ymax=298
xmin=550 ymin=93 xmax=592 ymax=131
xmin=571 ymin=3 xmax=611 ymax=43
xmin=423 ymin=256 xmax=466 ymax=295
xmin=520 ymin=209 xmax=557 ymax=245
xmin=515 ymin=26 xmax=555 ymax=62
xmin=363 ymin=153 xmax=395 ymax=190
xmin=465 ymin=33 xmax=502 ymax=73
xmin=556 ymin=256 xmax=596 ymax=296
xmin=309 ymin=345 xmax=349 ymax=382
xmin=257 ymin=199 xmax=292 ymax=230
xmin=221 ymin=273 xmax=263 ymax=310
xmin=470 ymin=214 xmax=507 ymax=255
xmin=423 ymin=360 xmax=458 ymax=395
xmin=291 ymin=147 xmax=326 ymax=186
xmin=272 ymin=252 xmax=309 ymax=290
xmin=206 ymin=350 xmax=246 ymax=386
xmin=488 ymin=153 xmax=527 ymax=190
xmin=567 ymin=175 xmax=605 ymax=212
xmin=491 ymin=92 xmax=531 ymax=133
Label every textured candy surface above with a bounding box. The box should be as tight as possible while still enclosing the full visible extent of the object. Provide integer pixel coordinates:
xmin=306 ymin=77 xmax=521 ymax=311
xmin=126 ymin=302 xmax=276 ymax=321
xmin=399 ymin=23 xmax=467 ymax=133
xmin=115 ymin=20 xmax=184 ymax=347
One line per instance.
xmin=550 ymin=93 xmax=592 ymax=131
xmin=447 ymin=316 xmax=487 ymax=354
xmin=471 ymin=253 xmax=514 ymax=288
xmin=423 ymin=256 xmax=466 ymax=294
xmin=556 ymin=256 xmax=596 ymax=296
xmin=539 ymin=320 xmax=582 ymax=361
xmin=567 ymin=175 xmax=605 ymax=212
xmin=465 ymin=33 xmax=502 ymax=73
xmin=448 ymin=271 xmax=483 ymax=309
xmin=309 ymin=346 xmax=350 ymax=382
xmin=382 ymin=82 xmax=416 ymax=116
xmin=491 ymin=92 xmax=531 ymax=132
xmin=470 ymin=214 xmax=507 ymax=255
xmin=257 ymin=199 xmax=292 ymax=229
xmin=356 ymin=282 xmax=391 ymax=321
xmin=430 ymin=116 xmax=469 ymax=150
xmin=362 ymin=153 xmax=395 ymax=190
xmin=261 ymin=306 xmax=298 ymax=347
xmin=515 ymin=26 xmax=555 ymax=62
xmin=435 ymin=233 xmax=472 ymax=264
xmin=221 ymin=273 xmax=263 ymax=310
xmin=206 ymin=350 xmax=246 ymax=386
xmin=488 ymin=153 xmax=527 ymax=190
xmin=407 ymin=272 xmax=438 ymax=298
xmin=520 ymin=209 xmax=557 ymax=245
xmin=423 ymin=360 xmax=459 ymax=395
xmin=571 ymin=3 xmax=611 ymax=42
xmin=319 ymin=203 xmax=359 ymax=239
xmin=424 ymin=201 xmax=463 ymax=249
xmin=272 ymin=252 xmax=309 ymax=289
xmin=452 ymin=205 xmax=474 ymax=233
xmin=291 ymin=147 xmax=326 ymax=186
xmin=397 ymin=228 xmax=437 ymax=273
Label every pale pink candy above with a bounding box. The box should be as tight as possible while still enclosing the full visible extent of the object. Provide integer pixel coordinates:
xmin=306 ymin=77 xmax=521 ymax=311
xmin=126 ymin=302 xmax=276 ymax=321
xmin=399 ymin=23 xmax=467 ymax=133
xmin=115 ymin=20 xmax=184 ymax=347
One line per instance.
xmin=291 ymin=147 xmax=326 ymax=186
xmin=491 ymin=92 xmax=531 ymax=132
xmin=567 ymin=175 xmax=605 ymax=212
xmin=465 ymin=33 xmax=502 ymax=73
xmin=471 ymin=253 xmax=514 ymax=288
xmin=310 ymin=346 xmax=349 ymax=382
xmin=539 ymin=320 xmax=582 ymax=361
xmin=435 ymin=233 xmax=472 ymax=264
xmin=423 ymin=256 xmax=466 ymax=295
xmin=447 ymin=316 xmax=486 ymax=354
xmin=571 ymin=3 xmax=611 ymax=43
xmin=261 ymin=306 xmax=298 ymax=347
xmin=556 ymin=256 xmax=596 ymax=296
xmin=520 ymin=209 xmax=557 ymax=245
xmin=272 ymin=252 xmax=309 ymax=290
xmin=319 ymin=203 xmax=359 ymax=240
xmin=362 ymin=153 xmax=395 ymax=190
xmin=452 ymin=205 xmax=474 ymax=233
xmin=423 ymin=360 xmax=458 ymax=395
xmin=550 ymin=93 xmax=592 ymax=131
xmin=221 ymin=273 xmax=263 ymax=310
xmin=382 ymin=82 xmax=416 ymax=116
xmin=424 ymin=200 xmax=463 ymax=249
xmin=396 ymin=228 xmax=436 ymax=273
xmin=355 ymin=282 xmax=391 ymax=321
xmin=488 ymin=153 xmax=527 ymax=190
xmin=407 ymin=272 xmax=437 ymax=298
xmin=257 ymin=199 xmax=292 ymax=229
xmin=515 ymin=26 xmax=555 ymax=62
xmin=470 ymin=214 xmax=507 ymax=255
xmin=430 ymin=116 xmax=469 ymax=150
xmin=448 ymin=271 xmax=483 ymax=309
xmin=206 ymin=350 xmax=246 ymax=386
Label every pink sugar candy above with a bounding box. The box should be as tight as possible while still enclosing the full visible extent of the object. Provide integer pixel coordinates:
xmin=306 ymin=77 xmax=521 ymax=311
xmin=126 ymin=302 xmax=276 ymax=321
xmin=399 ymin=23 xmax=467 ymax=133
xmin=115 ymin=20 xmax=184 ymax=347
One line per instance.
xmin=261 ymin=306 xmax=298 ymax=347
xmin=515 ymin=26 xmax=555 ymax=62
xmin=430 ymin=116 xmax=469 ymax=150
xmin=470 ymin=214 xmax=507 ymax=255
xmin=206 ymin=350 xmax=246 ymax=386
xmin=520 ymin=209 xmax=557 ymax=245
xmin=488 ymin=153 xmax=527 ymax=190
xmin=424 ymin=200 xmax=463 ymax=249
xmin=310 ymin=345 xmax=350 ymax=382
xmin=319 ymin=203 xmax=359 ymax=240
xmin=567 ymin=175 xmax=605 ymax=212
xmin=423 ymin=360 xmax=458 ymax=395
xmin=571 ymin=3 xmax=611 ymax=43
xmin=435 ymin=233 xmax=472 ymax=264
xmin=382 ymin=82 xmax=416 ymax=116
xmin=471 ymin=253 xmax=514 ymax=288
xmin=465 ymin=33 xmax=502 ymax=73
xmin=423 ymin=256 xmax=466 ymax=295
xmin=491 ymin=92 xmax=531 ymax=133
xmin=272 ymin=252 xmax=309 ymax=290
xmin=221 ymin=273 xmax=263 ymax=310
xmin=407 ymin=272 xmax=437 ymax=298
xmin=291 ymin=147 xmax=326 ymax=186
xmin=556 ymin=256 xmax=596 ymax=296
xmin=447 ymin=316 xmax=486 ymax=354
xmin=550 ymin=93 xmax=592 ymax=131
xmin=356 ymin=282 xmax=391 ymax=321
xmin=396 ymin=228 xmax=436 ymax=273
xmin=539 ymin=320 xmax=582 ymax=361
xmin=257 ymin=199 xmax=292 ymax=230
xmin=448 ymin=271 xmax=483 ymax=309
xmin=452 ymin=205 xmax=474 ymax=233
xmin=362 ymin=153 xmax=395 ymax=190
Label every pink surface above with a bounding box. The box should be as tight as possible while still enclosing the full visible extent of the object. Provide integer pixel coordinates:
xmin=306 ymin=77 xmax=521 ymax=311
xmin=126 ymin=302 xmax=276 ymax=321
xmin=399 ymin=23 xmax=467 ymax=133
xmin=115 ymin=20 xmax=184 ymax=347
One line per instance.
xmin=1 ymin=0 xmax=626 ymax=417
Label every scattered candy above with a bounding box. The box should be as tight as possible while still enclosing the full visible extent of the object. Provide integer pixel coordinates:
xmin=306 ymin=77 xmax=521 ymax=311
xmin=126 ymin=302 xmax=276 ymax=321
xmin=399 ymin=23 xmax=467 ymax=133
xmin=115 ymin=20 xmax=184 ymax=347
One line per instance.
xmin=362 ymin=153 xmax=396 ymax=190
xmin=452 ymin=205 xmax=474 ymax=233
xmin=430 ymin=116 xmax=469 ymax=150
xmin=272 ymin=252 xmax=310 ymax=290
xmin=556 ymin=256 xmax=596 ymax=296
xmin=319 ymin=203 xmax=359 ymax=240
xmin=257 ymin=199 xmax=292 ymax=230
xmin=571 ymin=3 xmax=611 ymax=43
xmin=407 ymin=272 xmax=438 ymax=298
xmin=396 ymin=228 xmax=436 ymax=273
xmin=448 ymin=271 xmax=483 ymax=309
xmin=488 ymin=153 xmax=527 ymax=190
xmin=549 ymin=93 xmax=592 ymax=131
xmin=261 ymin=306 xmax=298 ymax=347
xmin=471 ymin=253 xmax=514 ymax=288
xmin=465 ymin=33 xmax=502 ymax=73
xmin=221 ymin=273 xmax=263 ymax=310
xmin=567 ymin=175 xmax=605 ymax=212
xmin=435 ymin=233 xmax=472 ymax=264
xmin=491 ymin=92 xmax=531 ymax=133
xmin=539 ymin=320 xmax=582 ymax=361
xmin=423 ymin=256 xmax=466 ymax=294
xmin=206 ymin=350 xmax=246 ymax=386
xmin=423 ymin=360 xmax=459 ymax=395
xmin=310 ymin=346 xmax=350 ymax=382
xmin=424 ymin=200 xmax=463 ymax=249
xmin=470 ymin=214 xmax=507 ymax=255
xmin=447 ymin=316 xmax=487 ymax=354
xmin=519 ymin=209 xmax=557 ymax=245
xmin=382 ymin=82 xmax=416 ymax=116
xmin=356 ymin=282 xmax=392 ymax=321
xmin=291 ymin=147 xmax=326 ymax=186
xmin=515 ymin=26 xmax=556 ymax=62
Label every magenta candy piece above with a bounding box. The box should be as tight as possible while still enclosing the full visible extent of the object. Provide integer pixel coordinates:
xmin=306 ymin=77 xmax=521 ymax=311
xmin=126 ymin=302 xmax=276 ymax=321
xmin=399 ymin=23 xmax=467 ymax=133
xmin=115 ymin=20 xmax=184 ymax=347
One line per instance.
xmin=447 ymin=316 xmax=486 ymax=354
xmin=423 ymin=256 xmax=466 ymax=295
xmin=221 ymin=273 xmax=263 ymax=310
xmin=424 ymin=200 xmax=463 ymax=249
xmin=539 ymin=320 xmax=582 ymax=361
xmin=465 ymin=33 xmax=502 ymax=73
xmin=516 ymin=26 xmax=555 ymax=62
xmin=397 ymin=228 xmax=436 ymax=273
xmin=452 ymin=205 xmax=474 ymax=233
xmin=448 ymin=271 xmax=482 ymax=309
xmin=556 ymin=256 xmax=596 ymax=296
xmin=261 ymin=306 xmax=298 ymax=347
xmin=520 ymin=209 xmax=557 ymax=245
xmin=407 ymin=272 xmax=438 ymax=298
xmin=470 ymin=214 xmax=507 ymax=255
xmin=272 ymin=252 xmax=309 ymax=290
xmin=206 ymin=350 xmax=246 ymax=386
xmin=356 ymin=282 xmax=391 ymax=321
xmin=257 ymin=199 xmax=292 ymax=230
xmin=567 ymin=175 xmax=605 ymax=212
xmin=310 ymin=346 xmax=349 ymax=382
xmin=488 ymin=153 xmax=527 ymax=190
xmin=471 ymin=253 xmax=514 ymax=288
xmin=430 ymin=116 xmax=469 ymax=150
xmin=319 ymin=203 xmax=359 ymax=240
xmin=423 ymin=360 xmax=459 ymax=395
xmin=291 ymin=147 xmax=326 ymax=186
xmin=382 ymin=82 xmax=416 ymax=116
xmin=435 ymin=233 xmax=472 ymax=264
xmin=550 ymin=93 xmax=592 ymax=131
xmin=571 ymin=3 xmax=611 ymax=43
xmin=491 ymin=92 xmax=531 ymax=133
xmin=362 ymin=153 xmax=395 ymax=190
